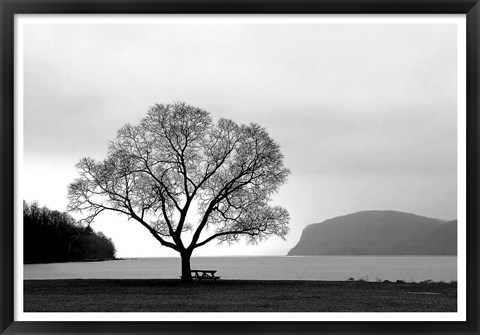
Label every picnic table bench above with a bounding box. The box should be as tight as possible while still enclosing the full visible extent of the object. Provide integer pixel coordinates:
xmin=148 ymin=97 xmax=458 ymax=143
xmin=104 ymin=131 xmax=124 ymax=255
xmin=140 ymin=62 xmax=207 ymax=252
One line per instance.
xmin=190 ymin=270 xmax=221 ymax=282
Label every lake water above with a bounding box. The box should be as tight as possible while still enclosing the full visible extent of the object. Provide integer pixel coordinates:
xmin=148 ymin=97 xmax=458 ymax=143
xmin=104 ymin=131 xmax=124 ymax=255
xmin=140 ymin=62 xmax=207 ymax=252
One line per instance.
xmin=24 ymin=256 xmax=457 ymax=282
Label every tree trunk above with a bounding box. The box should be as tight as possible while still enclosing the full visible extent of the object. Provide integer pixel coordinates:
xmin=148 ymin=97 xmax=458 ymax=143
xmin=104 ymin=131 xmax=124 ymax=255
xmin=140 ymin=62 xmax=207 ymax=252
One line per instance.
xmin=181 ymin=251 xmax=192 ymax=282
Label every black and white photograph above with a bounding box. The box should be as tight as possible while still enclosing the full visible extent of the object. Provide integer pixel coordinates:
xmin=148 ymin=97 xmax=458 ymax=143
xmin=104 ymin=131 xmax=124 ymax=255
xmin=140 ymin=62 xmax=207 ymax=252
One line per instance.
xmin=13 ymin=13 xmax=467 ymax=321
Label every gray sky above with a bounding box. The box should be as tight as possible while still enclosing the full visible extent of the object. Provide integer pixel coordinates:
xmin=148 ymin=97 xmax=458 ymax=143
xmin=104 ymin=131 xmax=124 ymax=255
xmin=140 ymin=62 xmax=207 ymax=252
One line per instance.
xmin=22 ymin=19 xmax=458 ymax=257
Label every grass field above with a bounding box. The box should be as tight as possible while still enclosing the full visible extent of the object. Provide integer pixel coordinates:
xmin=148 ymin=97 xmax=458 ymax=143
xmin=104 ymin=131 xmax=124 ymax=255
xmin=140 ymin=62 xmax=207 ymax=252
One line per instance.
xmin=24 ymin=279 xmax=456 ymax=312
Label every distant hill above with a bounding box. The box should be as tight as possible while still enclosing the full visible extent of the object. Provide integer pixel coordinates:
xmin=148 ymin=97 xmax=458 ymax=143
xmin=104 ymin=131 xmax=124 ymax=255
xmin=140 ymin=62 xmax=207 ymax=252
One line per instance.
xmin=288 ymin=211 xmax=457 ymax=256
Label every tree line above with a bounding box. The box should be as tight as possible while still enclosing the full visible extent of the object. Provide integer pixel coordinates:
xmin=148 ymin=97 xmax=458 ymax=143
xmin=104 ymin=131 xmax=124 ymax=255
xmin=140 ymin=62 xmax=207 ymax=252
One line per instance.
xmin=24 ymin=201 xmax=116 ymax=263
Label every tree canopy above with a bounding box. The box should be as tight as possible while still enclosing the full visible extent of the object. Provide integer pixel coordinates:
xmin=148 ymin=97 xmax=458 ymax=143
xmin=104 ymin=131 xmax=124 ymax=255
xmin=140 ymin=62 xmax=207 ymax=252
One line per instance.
xmin=24 ymin=201 xmax=116 ymax=263
xmin=68 ymin=102 xmax=290 ymax=280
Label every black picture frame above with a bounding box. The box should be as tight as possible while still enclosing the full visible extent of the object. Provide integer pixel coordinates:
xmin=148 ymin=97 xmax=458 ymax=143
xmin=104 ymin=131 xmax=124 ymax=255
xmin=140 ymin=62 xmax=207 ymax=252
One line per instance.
xmin=1 ymin=0 xmax=479 ymax=334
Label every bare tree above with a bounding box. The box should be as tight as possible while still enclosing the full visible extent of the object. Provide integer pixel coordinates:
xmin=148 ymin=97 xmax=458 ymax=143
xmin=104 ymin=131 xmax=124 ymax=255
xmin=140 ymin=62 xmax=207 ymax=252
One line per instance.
xmin=68 ymin=102 xmax=290 ymax=281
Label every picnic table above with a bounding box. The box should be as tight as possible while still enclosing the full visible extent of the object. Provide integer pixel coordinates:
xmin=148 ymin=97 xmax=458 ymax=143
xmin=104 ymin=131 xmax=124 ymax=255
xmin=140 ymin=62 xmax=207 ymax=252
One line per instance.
xmin=190 ymin=270 xmax=221 ymax=282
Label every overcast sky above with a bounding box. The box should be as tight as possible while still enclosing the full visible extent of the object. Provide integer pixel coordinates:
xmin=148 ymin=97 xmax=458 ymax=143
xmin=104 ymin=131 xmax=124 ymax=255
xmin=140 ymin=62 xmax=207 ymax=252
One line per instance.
xmin=21 ymin=17 xmax=459 ymax=257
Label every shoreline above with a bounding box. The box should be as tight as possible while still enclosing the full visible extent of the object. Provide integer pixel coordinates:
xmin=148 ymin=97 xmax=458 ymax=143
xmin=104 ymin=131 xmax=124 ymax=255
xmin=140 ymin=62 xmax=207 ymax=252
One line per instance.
xmin=23 ymin=254 xmax=458 ymax=264
xmin=23 ymin=277 xmax=455 ymax=284
xmin=24 ymin=257 xmax=125 ymax=265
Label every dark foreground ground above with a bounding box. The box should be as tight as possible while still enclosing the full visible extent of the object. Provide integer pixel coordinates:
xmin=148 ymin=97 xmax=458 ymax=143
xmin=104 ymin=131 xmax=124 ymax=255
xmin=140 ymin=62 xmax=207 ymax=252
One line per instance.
xmin=24 ymin=279 xmax=456 ymax=312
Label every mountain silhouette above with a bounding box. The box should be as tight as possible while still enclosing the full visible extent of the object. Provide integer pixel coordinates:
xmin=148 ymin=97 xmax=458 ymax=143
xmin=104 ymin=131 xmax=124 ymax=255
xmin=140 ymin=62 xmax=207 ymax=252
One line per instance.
xmin=288 ymin=210 xmax=457 ymax=256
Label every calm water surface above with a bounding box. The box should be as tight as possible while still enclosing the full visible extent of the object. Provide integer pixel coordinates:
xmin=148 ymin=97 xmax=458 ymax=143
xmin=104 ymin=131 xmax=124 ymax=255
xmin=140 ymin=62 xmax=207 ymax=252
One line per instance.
xmin=24 ymin=256 xmax=457 ymax=282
